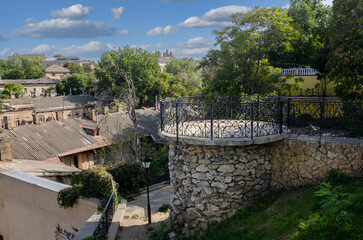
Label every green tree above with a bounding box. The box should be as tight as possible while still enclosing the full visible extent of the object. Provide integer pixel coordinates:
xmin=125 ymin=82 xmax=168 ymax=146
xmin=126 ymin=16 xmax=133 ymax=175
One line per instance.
xmin=2 ymin=55 xmax=44 ymax=79
xmin=2 ymin=82 xmax=24 ymax=98
xmin=327 ymin=0 xmax=362 ymax=99
xmin=56 ymin=73 xmax=92 ymax=95
xmin=64 ymin=62 xmax=84 ymax=74
xmin=201 ymin=7 xmax=300 ymax=95
xmin=53 ymin=54 xmax=64 ymax=58
xmin=96 ymin=46 xmax=161 ymax=107
xmin=165 ymin=58 xmax=203 ymax=96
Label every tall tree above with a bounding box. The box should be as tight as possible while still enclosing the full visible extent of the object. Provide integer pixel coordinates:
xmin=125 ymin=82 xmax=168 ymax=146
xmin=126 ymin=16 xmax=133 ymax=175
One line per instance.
xmin=201 ymin=7 xmax=300 ymax=95
xmin=1 ymin=55 xmax=44 ymax=79
xmin=96 ymin=46 xmax=160 ymax=107
xmin=327 ymin=0 xmax=362 ymax=99
xmin=64 ymin=62 xmax=84 ymax=74
xmin=56 ymin=73 xmax=92 ymax=95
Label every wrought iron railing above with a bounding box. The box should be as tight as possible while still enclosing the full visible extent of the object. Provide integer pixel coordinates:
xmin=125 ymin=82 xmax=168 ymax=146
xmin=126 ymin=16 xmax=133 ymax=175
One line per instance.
xmin=160 ymin=96 xmax=363 ymax=139
xmin=92 ymin=180 xmax=116 ymax=239
xmin=160 ymin=95 xmax=290 ymax=141
xmin=288 ymin=99 xmax=363 ymax=137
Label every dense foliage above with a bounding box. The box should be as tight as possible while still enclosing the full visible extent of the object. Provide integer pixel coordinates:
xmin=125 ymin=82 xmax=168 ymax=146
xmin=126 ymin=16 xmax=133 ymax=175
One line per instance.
xmin=56 ymin=73 xmax=93 ymax=95
xmin=96 ymin=46 xmax=160 ymax=107
xmin=0 ymin=54 xmax=44 ymax=79
xmin=57 ymin=166 xmax=116 ymax=209
xmin=1 ymin=82 xmax=24 ymax=98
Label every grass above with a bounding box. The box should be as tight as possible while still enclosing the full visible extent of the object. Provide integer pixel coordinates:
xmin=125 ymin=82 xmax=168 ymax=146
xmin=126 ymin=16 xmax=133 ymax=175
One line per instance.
xmin=151 ymin=179 xmax=363 ymax=240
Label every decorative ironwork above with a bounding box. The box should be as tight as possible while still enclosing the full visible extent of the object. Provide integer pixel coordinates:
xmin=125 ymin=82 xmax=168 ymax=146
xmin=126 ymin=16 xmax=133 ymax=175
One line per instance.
xmin=288 ymin=99 xmax=363 ymax=137
xmin=160 ymin=96 xmax=363 ymax=139
xmin=160 ymin=95 xmax=289 ymax=140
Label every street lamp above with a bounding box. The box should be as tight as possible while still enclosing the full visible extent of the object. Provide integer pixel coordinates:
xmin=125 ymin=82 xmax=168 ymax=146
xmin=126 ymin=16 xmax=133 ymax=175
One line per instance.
xmin=140 ymin=154 xmax=152 ymax=224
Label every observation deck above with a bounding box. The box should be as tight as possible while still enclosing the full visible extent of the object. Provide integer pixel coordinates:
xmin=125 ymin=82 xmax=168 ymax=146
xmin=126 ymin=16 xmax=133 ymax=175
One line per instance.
xmin=159 ymin=95 xmax=291 ymax=146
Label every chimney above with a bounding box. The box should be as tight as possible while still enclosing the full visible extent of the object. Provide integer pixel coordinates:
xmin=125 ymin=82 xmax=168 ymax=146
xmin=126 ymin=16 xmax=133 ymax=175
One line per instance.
xmin=0 ymin=136 xmax=12 ymax=162
xmin=56 ymin=111 xmax=64 ymax=121
xmin=4 ymin=116 xmax=13 ymax=130
xmin=117 ymin=105 xmax=123 ymax=112
xmin=33 ymin=114 xmax=40 ymax=125
xmin=88 ymin=109 xmax=97 ymax=122
xmin=102 ymin=106 xmax=109 ymax=115
xmin=50 ymin=90 xmax=56 ymax=97
xmin=10 ymin=92 xmax=15 ymax=99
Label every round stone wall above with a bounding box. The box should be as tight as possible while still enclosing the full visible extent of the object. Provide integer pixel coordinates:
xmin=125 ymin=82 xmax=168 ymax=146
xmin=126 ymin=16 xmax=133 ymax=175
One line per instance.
xmin=169 ymin=141 xmax=274 ymax=236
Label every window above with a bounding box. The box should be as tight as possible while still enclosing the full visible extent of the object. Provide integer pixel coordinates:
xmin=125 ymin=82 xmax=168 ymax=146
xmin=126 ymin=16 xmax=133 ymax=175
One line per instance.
xmin=42 ymin=88 xmax=45 ymax=93
xmin=68 ymin=114 xmax=72 ymax=119
xmin=24 ymin=88 xmax=27 ymax=93
xmin=74 ymin=155 xmax=79 ymax=168
xmin=33 ymin=88 xmax=36 ymax=92
xmin=74 ymin=113 xmax=79 ymax=118
xmin=15 ymin=120 xmax=20 ymax=126
xmin=83 ymin=112 xmax=87 ymax=118
xmin=39 ymin=115 xmax=45 ymax=122
xmin=52 ymin=73 xmax=55 ymax=76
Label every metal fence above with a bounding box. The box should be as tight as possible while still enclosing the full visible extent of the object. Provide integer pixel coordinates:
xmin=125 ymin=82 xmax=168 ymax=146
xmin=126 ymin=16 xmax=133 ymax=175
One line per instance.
xmin=160 ymin=96 xmax=363 ymax=140
xmin=160 ymin=95 xmax=290 ymax=141
xmin=92 ymin=180 xmax=116 ymax=239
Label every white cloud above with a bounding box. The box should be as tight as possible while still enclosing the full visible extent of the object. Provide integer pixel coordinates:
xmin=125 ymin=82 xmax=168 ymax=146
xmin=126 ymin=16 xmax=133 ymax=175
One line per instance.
xmin=0 ymin=33 xmax=10 ymax=41
xmin=49 ymin=4 xmax=94 ymax=19
xmin=118 ymin=29 xmax=131 ymax=35
xmin=178 ymin=5 xmax=250 ymax=28
xmin=31 ymin=44 xmax=58 ymax=53
xmin=174 ymin=37 xmax=212 ymax=48
xmin=61 ymin=41 xmax=117 ymax=57
xmin=25 ymin=18 xmax=38 ymax=24
xmin=147 ymin=25 xmax=176 ymax=36
xmin=111 ymin=7 xmax=124 ymax=20
xmin=181 ymin=47 xmax=210 ymax=56
xmin=12 ymin=18 xmax=116 ymax=39
xmin=0 ymin=48 xmax=11 ymax=58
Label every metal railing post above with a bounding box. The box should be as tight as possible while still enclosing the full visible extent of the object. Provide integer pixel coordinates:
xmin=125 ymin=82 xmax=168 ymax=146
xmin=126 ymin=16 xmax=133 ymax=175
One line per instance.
xmin=251 ymin=102 xmax=254 ymax=140
xmin=278 ymin=97 xmax=283 ymax=134
xmin=176 ymin=103 xmax=179 ymax=142
xmin=160 ymin=102 xmax=163 ymax=132
xmin=287 ymin=98 xmax=290 ymax=130
xmin=210 ymin=103 xmax=213 ymax=140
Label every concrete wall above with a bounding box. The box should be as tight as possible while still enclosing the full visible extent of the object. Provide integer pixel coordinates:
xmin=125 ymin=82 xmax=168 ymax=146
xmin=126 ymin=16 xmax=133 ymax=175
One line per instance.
xmin=0 ymin=171 xmax=98 ymax=240
xmin=0 ymin=84 xmax=56 ymax=98
xmin=168 ymin=135 xmax=363 ymax=236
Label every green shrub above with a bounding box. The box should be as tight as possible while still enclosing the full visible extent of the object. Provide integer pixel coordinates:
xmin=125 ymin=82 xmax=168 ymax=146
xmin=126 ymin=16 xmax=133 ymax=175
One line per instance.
xmin=57 ymin=184 xmax=82 ymax=208
xmin=57 ymin=166 xmax=117 ymax=209
xmin=324 ymin=169 xmax=348 ymax=185
xmin=71 ymin=173 xmax=85 ymax=185
xmin=158 ymin=204 xmax=170 ymax=213
xmin=107 ymin=162 xmax=146 ymax=198
xmin=150 ymin=153 xmax=169 ymax=177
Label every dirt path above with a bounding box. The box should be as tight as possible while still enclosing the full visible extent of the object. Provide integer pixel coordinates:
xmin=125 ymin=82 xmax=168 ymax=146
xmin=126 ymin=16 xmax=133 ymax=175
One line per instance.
xmin=117 ymin=211 xmax=169 ymax=240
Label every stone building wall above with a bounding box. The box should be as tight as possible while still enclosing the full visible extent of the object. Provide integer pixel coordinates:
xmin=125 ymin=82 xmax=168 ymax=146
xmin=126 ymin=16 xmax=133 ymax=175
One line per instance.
xmin=169 ymin=142 xmax=273 ymax=236
xmin=270 ymin=135 xmax=363 ymax=189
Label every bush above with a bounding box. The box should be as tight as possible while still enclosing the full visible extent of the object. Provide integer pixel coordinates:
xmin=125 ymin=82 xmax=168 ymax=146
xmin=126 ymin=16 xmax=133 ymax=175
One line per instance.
xmin=324 ymin=169 xmax=348 ymax=185
xmin=107 ymin=162 xmax=146 ymax=198
xmin=57 ymin=184 xmax=82 ymax=208
xmin=57 ymin=166 xmax=117 ymax=209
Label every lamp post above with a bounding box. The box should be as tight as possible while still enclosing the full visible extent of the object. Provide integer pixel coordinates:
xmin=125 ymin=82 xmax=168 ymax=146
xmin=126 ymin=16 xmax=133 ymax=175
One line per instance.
xmin=140 ymin=154 xmax=152 ymax=224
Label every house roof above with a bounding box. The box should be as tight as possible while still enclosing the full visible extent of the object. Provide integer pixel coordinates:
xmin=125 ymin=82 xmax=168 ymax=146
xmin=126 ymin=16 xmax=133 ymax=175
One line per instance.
xmin=4 ymin=120 xmax=108 ymax=161
xmin=0 ymin=78 xmax=58 ymax=86
xmin=3 ymin=95 xmax=97 ymax=112
xmin=45 ymin=64 xmax=71 ymax=73
xmin=69 ymin=108 xmax=160 ymax=140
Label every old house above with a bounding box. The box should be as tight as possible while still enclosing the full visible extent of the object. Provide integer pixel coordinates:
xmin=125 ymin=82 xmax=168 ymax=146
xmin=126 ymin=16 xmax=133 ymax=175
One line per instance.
xmin=45 ymin=64 xmax=71 ymax=80
xmin=0 ymin=78 xmax=57 ymax=98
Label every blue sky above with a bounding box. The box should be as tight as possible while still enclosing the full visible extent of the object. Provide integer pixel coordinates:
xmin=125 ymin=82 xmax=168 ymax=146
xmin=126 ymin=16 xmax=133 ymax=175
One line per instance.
xmin=0 ymin=0 xmax=332 ymax=61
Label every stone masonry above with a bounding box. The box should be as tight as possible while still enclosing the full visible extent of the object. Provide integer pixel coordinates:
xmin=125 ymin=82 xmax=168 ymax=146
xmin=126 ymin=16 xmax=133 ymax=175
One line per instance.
xmin=169 ymin=142 xmax=273 ymax=236
xmin=168 ymin=135 xmax=362 ymax=236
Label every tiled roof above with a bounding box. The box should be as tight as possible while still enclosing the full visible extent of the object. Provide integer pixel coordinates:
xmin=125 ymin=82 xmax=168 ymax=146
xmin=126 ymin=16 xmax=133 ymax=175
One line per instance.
xmin=4 ymin=95 xmax=97 ymax=112
xmin=45 ymin=64 xmax=71 ymax=73
xmin=0 ymin=78 xmax=58 ymax=85
xmin=4 ymin=121 xmax=107 ymax=161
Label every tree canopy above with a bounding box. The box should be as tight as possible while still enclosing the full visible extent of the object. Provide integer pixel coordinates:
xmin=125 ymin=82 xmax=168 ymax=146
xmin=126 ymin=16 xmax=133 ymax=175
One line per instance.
xmin=96 ymin=46 xmax=161 ymax=107
xmin=64 ymin=62 xmax=84 ymax=74
xmin=200 ymin=7 xmax=301 ymax=95
xmin=2 ymin=82 xmax=24 ymax=98
xmin=0 ymin=55 xmax=44 ymax=79
xmin=56 ymin=73 xmax=93 ymax=95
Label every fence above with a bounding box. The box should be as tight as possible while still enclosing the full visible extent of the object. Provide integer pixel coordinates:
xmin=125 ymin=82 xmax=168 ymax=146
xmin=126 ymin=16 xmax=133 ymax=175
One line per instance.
xmin=160 ymin=95 xmax=290 ymax=141
xmin=276 ymin=67 xmax=319 ymax=76
xmin=160 ymin=96 xmax=363 ymax=139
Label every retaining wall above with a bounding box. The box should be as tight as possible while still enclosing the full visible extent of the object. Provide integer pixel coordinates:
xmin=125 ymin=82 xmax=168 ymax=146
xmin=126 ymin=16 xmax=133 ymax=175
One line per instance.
xmin=168 ymin=135 xmax=363 ymax=236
